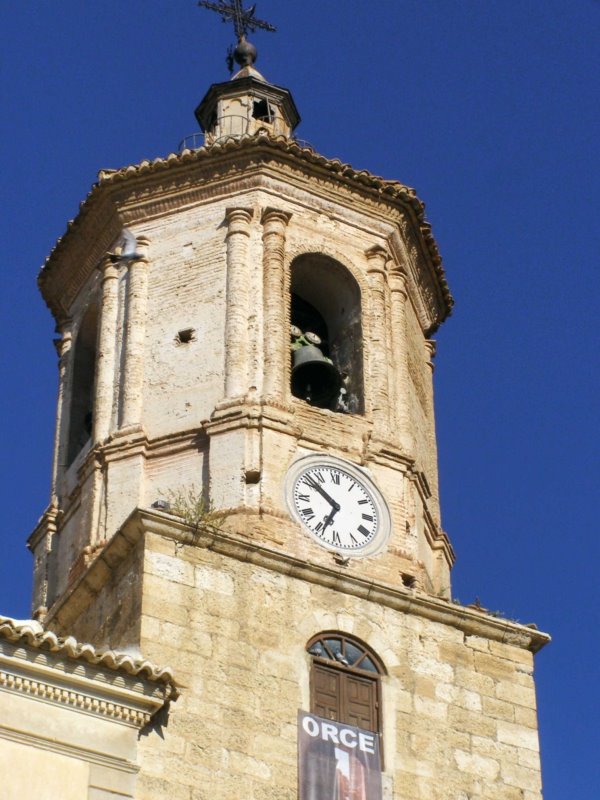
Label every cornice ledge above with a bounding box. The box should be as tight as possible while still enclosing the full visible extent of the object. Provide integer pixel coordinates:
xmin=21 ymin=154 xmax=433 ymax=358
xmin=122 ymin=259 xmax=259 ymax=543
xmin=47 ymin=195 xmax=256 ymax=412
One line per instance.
xmin=39 ymin=135 xmax=452 ymax=325
xmin=388 ymin=226 xmax=451 ymax=335
xmin=205 ymin=398 xmax=298 ymax=437
xmin=364 ymin=438 xmax=415 ymax=470
xmin=0 ymin=650 xmax=162 ymax=728
xmin=49 ymin=508 xmax=549 ymax=654
xmin=100 ymin=428 xmax=150 ymax=462
xmin=27 ymin=503 xmax=59 ymax=551
xmin=0 ymin=620 xmax=177 ymax=727
xmin=0 ymin=726 xmax=139 ymax=775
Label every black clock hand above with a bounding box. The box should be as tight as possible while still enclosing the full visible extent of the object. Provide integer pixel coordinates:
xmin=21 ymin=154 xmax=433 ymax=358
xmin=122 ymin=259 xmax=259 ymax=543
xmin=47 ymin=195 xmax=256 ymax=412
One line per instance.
xmin=322 ymin=505 xmax=339 ymax=532
xmin=306 ymin=477 xmax=340 ymax=510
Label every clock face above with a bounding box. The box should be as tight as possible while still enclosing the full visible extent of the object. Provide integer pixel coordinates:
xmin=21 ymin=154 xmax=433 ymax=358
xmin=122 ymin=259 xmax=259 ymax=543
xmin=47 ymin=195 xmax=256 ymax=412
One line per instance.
xmin=285 ymin=455 xmax=391 ymax=557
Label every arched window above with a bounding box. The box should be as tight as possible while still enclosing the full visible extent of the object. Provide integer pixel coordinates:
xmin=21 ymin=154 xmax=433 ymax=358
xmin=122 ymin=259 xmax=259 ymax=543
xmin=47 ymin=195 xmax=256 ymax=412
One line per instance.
xmin=306 ymin=633 xmax=384 ymax=736
xmin=291 ymin=255 xmax=363 ymax=414
xmin=66 ymin=305 xmax=98 ymax=466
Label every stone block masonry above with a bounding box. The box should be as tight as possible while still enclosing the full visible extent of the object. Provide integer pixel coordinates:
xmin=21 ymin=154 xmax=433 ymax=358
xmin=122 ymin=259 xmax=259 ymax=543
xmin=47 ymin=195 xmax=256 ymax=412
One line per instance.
xmin=53 ymin=511 xmax=545 ymax=800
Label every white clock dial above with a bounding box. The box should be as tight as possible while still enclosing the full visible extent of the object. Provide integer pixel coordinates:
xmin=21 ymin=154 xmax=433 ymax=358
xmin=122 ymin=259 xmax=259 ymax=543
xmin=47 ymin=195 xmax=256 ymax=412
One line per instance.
xmin=285 ymin=455 xmax=391 ymax=557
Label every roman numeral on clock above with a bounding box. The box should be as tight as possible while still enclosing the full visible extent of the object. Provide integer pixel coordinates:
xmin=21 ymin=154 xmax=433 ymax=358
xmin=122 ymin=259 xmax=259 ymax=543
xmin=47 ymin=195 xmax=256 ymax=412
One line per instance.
xmin=362 ymin=514 xmax=374 ymax=522
xmin=301 ymin=508 xmax=315 ymax=521
xmin=331 ymin=471 xmax=341 ymax=485
xmin=357 ymin=525 xmax=370 ymax=537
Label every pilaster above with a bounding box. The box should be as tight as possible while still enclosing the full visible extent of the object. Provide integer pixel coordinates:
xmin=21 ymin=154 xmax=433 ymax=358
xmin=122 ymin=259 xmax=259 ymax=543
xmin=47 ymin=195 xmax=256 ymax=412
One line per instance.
xmin=92 ymin=256 xmax=119 ymax=444
xmin=224 ymin=208 xmax=254 ymax=399
xmin=50 ymin=322 xmax=72 ymax=503
xmin=365 ymin=246 xmax=391 ymax=435
xmin=388 ymin=267 xmax=413 ymax=453
xmin=423 ymin=338 xmax=440 ymax=518
xmin=120 ymin=237 xmax=150 ymax=433
xmin=261 ymin=208 xmax=292 ymax=400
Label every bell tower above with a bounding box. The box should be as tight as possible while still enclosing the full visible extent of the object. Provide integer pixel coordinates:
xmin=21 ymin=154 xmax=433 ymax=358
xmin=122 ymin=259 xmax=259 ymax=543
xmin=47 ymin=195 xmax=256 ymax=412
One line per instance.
xmin=27 ymin=7 xmax=548 ymax=799
xmin=30 ymin=23 xmax=453 ymax=614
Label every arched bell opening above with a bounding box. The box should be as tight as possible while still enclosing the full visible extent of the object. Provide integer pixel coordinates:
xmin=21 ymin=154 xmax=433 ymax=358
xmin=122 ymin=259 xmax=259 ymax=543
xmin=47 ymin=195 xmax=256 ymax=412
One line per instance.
xmin=66 ymin=304 xmax=98 ymax=466
xmin=290 ymin=255 xmax=364 ymax=414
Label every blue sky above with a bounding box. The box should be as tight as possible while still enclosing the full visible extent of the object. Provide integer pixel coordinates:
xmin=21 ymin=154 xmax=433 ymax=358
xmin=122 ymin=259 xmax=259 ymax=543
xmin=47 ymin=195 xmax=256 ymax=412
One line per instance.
xmin=1 ymin=2 xmax=598 ymax=796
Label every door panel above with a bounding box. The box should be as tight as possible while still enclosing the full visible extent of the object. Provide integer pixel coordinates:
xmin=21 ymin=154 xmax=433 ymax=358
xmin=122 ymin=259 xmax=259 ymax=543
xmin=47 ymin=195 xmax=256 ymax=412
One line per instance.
xmin=313 ymin=663 xmax=340 ymax=721
xmin=344 ymin=674 xmax=377 ymax=732
xmin=312 ymin=663 xmax=378 ymax=732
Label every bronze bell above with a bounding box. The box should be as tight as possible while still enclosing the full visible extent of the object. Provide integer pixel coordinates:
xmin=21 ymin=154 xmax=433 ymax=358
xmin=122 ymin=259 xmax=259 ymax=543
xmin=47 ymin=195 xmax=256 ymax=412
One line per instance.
xmin=291 ymin=343 xmax=342 ymax=408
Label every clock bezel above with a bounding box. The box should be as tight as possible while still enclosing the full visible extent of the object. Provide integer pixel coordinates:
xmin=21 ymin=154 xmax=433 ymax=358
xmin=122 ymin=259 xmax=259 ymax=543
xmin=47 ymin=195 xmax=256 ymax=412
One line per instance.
xmin=284 ymin=453 xmax=392 ymax=558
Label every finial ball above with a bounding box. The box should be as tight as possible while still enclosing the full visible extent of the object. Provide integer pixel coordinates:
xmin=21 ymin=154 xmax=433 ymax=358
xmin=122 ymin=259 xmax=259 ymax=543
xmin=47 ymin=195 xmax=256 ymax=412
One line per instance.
xmin=234 ymin=37 xmax=257 ymax=67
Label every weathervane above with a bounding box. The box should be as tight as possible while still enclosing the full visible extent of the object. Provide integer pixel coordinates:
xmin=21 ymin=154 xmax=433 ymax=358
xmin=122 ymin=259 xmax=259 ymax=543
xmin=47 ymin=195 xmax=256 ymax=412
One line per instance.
xmin=198 ymin=1 xmax=276 ymax=41
xmin=199 ymin=1 xmax=276 ymax=72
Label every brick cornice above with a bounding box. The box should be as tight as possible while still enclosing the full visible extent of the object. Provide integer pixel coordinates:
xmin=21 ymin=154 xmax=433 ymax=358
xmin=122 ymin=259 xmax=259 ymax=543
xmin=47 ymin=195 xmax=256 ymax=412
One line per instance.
xmin=38 ymin=136 xmax=452 ymax=332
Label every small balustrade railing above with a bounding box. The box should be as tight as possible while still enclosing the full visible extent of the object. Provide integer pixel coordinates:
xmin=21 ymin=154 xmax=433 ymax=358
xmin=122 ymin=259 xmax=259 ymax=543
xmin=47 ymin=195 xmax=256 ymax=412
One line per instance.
xmin=178 ymin=115 xmax=314 ymax=153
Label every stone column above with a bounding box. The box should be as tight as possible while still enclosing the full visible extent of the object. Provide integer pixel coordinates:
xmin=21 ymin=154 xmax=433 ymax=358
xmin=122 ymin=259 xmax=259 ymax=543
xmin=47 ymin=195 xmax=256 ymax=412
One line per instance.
xmin=261 ymin=208 xmax=292 ymax=399
xmin=50 ymin=322 xmax=72 ymax=502
xmin=120 ymin=237 xmax=150 ymax=432
xmin=93 ymin=256 xmax=119 ymax=444
xmin=365 ymin=246 xmax=391 ymax=432
xmin=388 ymin=267 xmax=412 ymax=452
xmin=224 ymin=208 xmax=254 ymax=399
xmin=424 ymin=338 xmax=440 ymax=517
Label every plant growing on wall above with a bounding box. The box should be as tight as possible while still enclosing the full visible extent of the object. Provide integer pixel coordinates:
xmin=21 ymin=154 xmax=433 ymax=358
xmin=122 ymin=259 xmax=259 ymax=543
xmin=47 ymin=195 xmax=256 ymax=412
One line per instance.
xmin=163 ymin=486 xmax=229 ymax=539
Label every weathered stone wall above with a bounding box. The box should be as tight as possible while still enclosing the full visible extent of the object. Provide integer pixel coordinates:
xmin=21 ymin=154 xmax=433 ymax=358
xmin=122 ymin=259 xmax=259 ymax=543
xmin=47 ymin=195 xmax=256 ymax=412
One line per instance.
xmin=141 ymin=204 xmax=229 ymax=439
xmin=52 ymin=533 xmax=144 ymax=649
xmin=134 ymin=531 xmax=543 ymax=800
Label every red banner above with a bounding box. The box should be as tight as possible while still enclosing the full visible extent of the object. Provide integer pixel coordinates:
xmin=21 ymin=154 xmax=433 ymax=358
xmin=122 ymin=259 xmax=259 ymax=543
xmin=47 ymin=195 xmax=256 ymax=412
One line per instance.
xmin=298 ymin=711 xmax=382 ymax=800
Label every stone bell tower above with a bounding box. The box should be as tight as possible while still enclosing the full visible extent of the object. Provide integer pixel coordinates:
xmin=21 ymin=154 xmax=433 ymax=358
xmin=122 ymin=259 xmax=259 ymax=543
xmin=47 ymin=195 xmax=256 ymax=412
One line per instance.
xmin=28 ymin=8 xmax=548 ymax=799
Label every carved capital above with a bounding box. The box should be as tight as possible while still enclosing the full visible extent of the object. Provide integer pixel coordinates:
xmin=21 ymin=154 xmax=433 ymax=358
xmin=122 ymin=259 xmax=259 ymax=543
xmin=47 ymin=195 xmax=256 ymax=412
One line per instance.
xmin=365 ymin=245 xmax=388 ymax=274
xmin=98 ymin=255 xmax=118 ymax=283
xmin=130 ymin=234 xmax=151 ymax=265
xmin=225 ymin=207 xmax=254 ymax=237
xmin=424 ymin=339 xmax=437 ymax=370
xmin=260 ymin=207 xmax=292 ymax=233
xmin=388 ymin=269 xmax=408 ymax=298
xmin=53 ymin=322 xmax=73 ymax=360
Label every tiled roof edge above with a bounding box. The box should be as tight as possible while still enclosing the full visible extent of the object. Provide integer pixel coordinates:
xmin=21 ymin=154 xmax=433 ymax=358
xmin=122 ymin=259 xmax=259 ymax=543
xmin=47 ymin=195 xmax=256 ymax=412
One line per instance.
xmin=38 ymin=133 xmax=453 ymax=322
xmin=0 ymin=615 xmax=177 ymax=693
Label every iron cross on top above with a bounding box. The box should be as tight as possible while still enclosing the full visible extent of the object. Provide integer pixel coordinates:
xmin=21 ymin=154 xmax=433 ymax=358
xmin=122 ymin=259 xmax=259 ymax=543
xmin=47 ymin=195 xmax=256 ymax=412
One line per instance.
xmin=198 ymin=1 xmax=276 ymax=40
